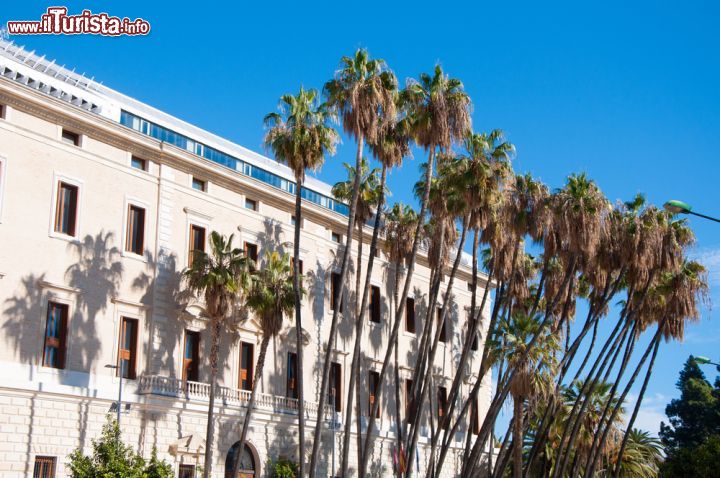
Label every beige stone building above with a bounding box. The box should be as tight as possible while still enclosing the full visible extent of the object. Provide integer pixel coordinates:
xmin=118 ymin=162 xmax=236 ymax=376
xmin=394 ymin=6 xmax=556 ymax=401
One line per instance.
xmin=0 ymin=40 xmax=492 ymax=478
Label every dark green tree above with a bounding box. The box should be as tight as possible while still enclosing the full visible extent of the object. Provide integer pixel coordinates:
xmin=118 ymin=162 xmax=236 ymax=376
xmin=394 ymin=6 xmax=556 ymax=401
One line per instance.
xmin=660 ymin=355 xmax=720 ymax=476
xmin=68 ymin=417 xmax=173 ymax=478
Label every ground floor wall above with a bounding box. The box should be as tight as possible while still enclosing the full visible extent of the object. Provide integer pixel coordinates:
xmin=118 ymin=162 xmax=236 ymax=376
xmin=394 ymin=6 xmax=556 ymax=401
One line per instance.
xmin=0 ymin=387 xmax=477 ymax=478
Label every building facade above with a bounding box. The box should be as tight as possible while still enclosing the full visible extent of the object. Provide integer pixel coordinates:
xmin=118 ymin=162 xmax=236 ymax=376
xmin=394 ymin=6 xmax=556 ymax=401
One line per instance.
xmin=0 ymin=40 xmax=492 ymax=478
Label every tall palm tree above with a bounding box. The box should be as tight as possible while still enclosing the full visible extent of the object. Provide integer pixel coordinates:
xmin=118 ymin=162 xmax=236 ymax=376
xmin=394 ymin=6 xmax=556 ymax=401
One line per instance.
xmin=264 ymin=87 xmax=339 ymax=475
xmin=611 ymin=429 xmax=663 ymax=478
xmin=232 ymin=251 xmax=301 ymax=477
xmin=492 ymin=312 xmax=559 ymax=478
xmin=359 ymin=65 xmax=471 ymax=478
xmin=314 ymin=48 xmax=397 ymax=478
xmin=331 ymin=157 xmax=383 ymax=463
xmin=182 ymin=232 xmax=251 ymax=478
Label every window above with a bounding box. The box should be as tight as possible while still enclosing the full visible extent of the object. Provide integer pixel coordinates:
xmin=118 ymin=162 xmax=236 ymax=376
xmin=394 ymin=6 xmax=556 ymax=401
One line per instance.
xmin=467 ymin=281 xmax=474 ymax=292
xmin=118 ymin=317 xmax=138 ymax=379
xmin=178 ymin=465 xmax=195 ymax=478
xmin=239 ymin=342 xmax=254 ymax=391
xmin=61 ymin=128 xmax=80 ymax=146
xmin=125 ymin=205 xmax=145 ymax=255
xmin=330 ymin=272 xmax=343 ymax=313
xmin=188 ymin=225 xmax=206 ymax=267
xmin=369 ymin=285 xmax=381 ymax=323
xmin=54 ymin=181 xmax=78 ymax=236
xmin=292 ymin=257 xmax=304 ymax=276
xmin=471 ymin=329 xmax=479 ymax=351
xmin=437 ymin=386 xmax=448 ymax=429
xmin=33 ymin=456 xmax=56 ymax=478
xmin=290 ymin=215 xmax=297 ymax=226
xmin=130 ymin=155 xmax=147 ymax=171
xmin=470 ymin=396 xmax=480 ymax=435
xmin=437 ymin=307 xmax=447 ymax=343
xmin=329 ymin=362 xmax=342 ymax=412
xmin=245 ymin=198 xmax=257 ymax=211
xmin=331 ymin=232 xmax=341 ymax=243
xmin=405 ymin=379 xmax=414 ymax=420
xmin=244 ymin=242 xmax=258 ymax=264
xmin=286 ymin=352 xmax=298 ymax=399
xmin=0 ymin=104 xmax=5 ymax=119
xmin=368 ymin=370 xmax=380 ymax=418
xmin=43 ymin=302 xmax=67 ymax=369
xmin=405 ymin=297 xmax=416 ymax=333
xmin=191 ymin=176 xmax=207 ymax=192
xmin=183 ymin=330 xmax=200 ymax=382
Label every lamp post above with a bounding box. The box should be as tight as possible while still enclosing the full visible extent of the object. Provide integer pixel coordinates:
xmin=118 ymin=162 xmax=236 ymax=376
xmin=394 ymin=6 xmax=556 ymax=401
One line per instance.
xmin=105 ymin=363 xmax=123 ymax=428
xmin=693 ymin=356 xmax=720 ymax=372
xmin=664 ymin=200 xmax=720 ymax=223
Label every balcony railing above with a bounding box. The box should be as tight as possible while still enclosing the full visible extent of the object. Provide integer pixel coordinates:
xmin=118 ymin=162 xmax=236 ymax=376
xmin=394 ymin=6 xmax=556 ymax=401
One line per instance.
xmin=137 ymin=374 xmax=324 ymax=418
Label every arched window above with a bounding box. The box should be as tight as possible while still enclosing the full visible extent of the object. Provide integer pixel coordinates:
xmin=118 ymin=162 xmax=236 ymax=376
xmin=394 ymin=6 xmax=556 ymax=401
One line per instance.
xmin=225 ymin=441 xmax=257 ymax=478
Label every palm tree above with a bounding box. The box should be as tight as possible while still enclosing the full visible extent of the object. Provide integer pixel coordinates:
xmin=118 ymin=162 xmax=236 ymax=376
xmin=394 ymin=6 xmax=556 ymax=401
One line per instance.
xmin=315 ymin=48 xmax=397 ymax=478
xmin=358 ymin=65 xmax=471 ymax=478
xmin=492 ymin=312 xmax=559 ymax=478
xmin=265 ymin=87 xmax=339 ymax=475
xmin=232 ymin=251 xmax=301 ymax=477
xmin=611 ymin=429 xmax=663 ymax=478
xmin=182 ymin=232 xmax=251 ymax=478
xmin=331 ymin=157 xmax=383 ymax=463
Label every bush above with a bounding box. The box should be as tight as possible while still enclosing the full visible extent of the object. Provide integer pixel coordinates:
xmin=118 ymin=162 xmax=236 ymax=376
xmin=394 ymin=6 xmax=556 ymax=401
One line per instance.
xmin=270 ymin=458 xmax=299 ymax=478
xmin=68 ymin=417 xmax=172 ymax=478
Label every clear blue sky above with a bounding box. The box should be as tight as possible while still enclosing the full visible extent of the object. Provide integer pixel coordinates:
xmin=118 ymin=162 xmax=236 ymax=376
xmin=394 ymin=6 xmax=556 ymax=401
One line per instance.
xmin=4 ymin=1 xmax=719 ymax=435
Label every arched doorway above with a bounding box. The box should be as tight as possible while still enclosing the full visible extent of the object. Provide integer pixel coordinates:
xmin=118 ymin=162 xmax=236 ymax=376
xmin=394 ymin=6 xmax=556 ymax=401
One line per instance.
xmin=225 ymin=441 xmax=258 ymax=478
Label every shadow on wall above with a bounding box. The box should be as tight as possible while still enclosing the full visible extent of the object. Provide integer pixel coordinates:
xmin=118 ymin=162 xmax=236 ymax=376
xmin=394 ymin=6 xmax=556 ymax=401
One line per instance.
xmin=64 ymin=231 xmax=124 ymax=383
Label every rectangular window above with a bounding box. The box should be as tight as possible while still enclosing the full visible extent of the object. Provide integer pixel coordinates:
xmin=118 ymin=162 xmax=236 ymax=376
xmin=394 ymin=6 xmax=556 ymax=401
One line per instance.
xmin=244 ymin=242 xmax=258 ymax=264
xmin=330 ymin=272 xmax=343 ymax=313
xmin=329 ymin=362 xmax=342 ymax=412
xmin=370 ymin=285 xmax=381 ymax=323
xmin=191 ymin=177 xmax=206 ymax=192
xmin=118 ymin=317 xmax=138 ymax=379
xmin=467 ymin=281 xmax=474 ymax=292
xmin=292 ymin=257 xmax=304 ymax=276
xmin=183 ymin=330 xmax=200 ymax=382
xmin=61 ymin=128 xmax=80 ymax=146
xmin=0 ymin=104 xmax=5 ymax=119
xmin=406 ymin=297 xmax=416 ymax=333
xmin=43 ymin=302 xmax=67 ymax=369
xmin=125 ymin=205 xmax=145 ymax=255
xmin=130 ymin=156 xmax=147 ymax=171
xmin=470 ymin=396 xmax=480 ymax=435
xmin=245 ymin=198 xmax=257 ymax=211
xmin=405 ymin=379 xmax=414 ymax=420
xmin=54 ymin=182 xmax=78 ymax=236
xmin=290 ymin=215 xmax=297 ymax=226
xmin=331 ymin=232 xmax=341 ymax=243
xmin=239 ymin=342 xmax=254 ymax=391
xmin=33 ymin=456 xmax=56 ymax=478
xmin=437 ymin=307 xmax=447 ymax=343
xmin=178 ymin=465 xmax=195 ymax=478
xmin=368 ymin=370 xmax=380 ymax=418
xmin=438 ymin=386 xmax=448 ymax=429
xmin=286 ymin=352 xmax=298 ymax=399
xmin=471 ymin=330 xmax=479 ymax=351
xmin=188 ymin=225 xmax=206 ymax=266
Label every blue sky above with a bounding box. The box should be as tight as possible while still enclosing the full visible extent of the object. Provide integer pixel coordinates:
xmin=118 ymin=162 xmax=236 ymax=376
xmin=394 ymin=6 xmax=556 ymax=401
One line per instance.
xmin=4 ymin=1 xmax=720 ymax=435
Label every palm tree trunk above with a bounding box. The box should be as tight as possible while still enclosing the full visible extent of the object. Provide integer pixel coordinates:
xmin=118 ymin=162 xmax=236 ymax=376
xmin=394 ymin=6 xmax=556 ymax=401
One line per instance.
xmin=586 ymin=323 xmax=664 ymax=478
xmin=292 ymin=175 xmax=307 ymax=477
xmin=352 ymin=146 xmax=436 ymax=478
xmin=464 ymin=259 xmax=578 ymax=477
xmin=232 ymin=334 xmax=272 ymax=477
xmin=512 ymin=396 xmax=523 ymax=478
xmin=354 ymin=219 xmax=364 ymax=467
xmin=492 ymin=419 xmax=514 ymax=478
xmin=611 ymin=335 xmax=661 ymax=478
xmin=311 ymin=135 xmax=365 ymax=478
xmin=203 ymin=319 xmax=221 ymax=478
xmin=393 ymin=257 xmax=404 ymax=465
xmin=404 ymin=218 xmax=469 ymax=477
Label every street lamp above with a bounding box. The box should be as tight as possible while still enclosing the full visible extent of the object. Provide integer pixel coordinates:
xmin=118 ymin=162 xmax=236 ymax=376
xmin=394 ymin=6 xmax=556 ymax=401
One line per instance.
xmin=693 ymin=356 xmax=720 ymax=372
xmin=664 ymin=200 xmax=720 ymax=223
xmin=105 ymin=363 xmax=123 ymax=428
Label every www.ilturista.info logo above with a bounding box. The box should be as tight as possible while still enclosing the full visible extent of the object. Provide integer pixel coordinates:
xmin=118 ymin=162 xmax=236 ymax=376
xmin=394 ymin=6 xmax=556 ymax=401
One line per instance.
xmin=6 ymin=7 xmax=151 ymax=36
